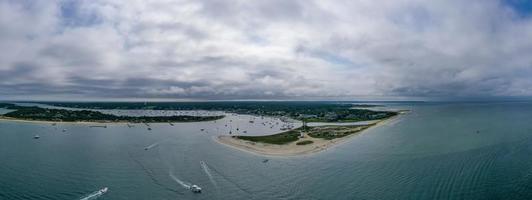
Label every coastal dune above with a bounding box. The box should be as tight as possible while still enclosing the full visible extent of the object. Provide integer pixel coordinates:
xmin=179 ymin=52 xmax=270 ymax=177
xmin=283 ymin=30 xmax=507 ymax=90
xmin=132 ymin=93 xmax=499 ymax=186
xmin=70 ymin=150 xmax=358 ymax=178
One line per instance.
xmin=215 ymin=116 xmax=399 ymax=156
xmin=216 ymin=133 xmax=333 ymax=156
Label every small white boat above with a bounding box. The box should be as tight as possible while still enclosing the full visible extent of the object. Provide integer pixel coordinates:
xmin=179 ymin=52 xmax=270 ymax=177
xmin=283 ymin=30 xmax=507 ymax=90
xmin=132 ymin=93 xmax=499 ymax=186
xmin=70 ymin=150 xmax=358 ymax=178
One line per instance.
xmin=34 ymin=135 xmax=40 ymax=139
xmin=99 ymin=187 xmax=108 ymax=194
xmin=190 ymin=185 xmax=202 ymax=193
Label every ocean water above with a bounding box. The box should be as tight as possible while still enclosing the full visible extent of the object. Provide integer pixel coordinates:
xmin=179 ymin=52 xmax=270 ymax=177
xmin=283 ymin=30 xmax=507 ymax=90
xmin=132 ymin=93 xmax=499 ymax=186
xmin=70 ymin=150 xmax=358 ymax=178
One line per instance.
xmin=1 ymin=102 xmax=532 ymax=199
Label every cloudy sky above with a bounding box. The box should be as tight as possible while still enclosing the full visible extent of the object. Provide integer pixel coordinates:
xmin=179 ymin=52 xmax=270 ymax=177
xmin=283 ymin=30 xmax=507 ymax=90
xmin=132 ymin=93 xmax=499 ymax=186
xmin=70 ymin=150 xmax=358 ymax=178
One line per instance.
xmin=1 ymin=0 xmax=532 ymax=100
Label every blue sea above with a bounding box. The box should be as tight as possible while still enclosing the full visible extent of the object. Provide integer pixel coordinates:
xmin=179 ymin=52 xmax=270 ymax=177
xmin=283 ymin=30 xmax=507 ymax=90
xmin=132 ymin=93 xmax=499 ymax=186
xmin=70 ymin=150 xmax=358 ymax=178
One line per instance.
xmin=2 ymin=101 xmax=532 ymax=199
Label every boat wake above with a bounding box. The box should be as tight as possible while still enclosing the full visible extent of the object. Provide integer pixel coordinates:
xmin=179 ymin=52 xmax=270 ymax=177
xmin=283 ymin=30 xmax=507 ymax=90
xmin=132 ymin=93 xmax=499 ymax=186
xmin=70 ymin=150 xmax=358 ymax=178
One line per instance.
xmin=202 ymin=162 xmax=252 ymax=195
xmin=169 ymin=170 xmax=191 ymax=190
xmin=144 ymin=142 xmax=159 ymax=150
xmin=79 ymin=187 xmax=108 ymax=200
xmin=127 ymin=151 xmax=183 ymax=195
xmin=201 ymin=161 xmax=219 ymax=189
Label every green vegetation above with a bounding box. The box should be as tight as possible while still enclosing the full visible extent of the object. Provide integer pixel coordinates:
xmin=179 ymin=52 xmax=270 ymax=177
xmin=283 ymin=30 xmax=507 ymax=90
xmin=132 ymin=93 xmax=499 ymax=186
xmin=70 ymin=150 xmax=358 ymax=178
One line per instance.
xmin=0 ymin=103 xmax=19 ymax=109
xmin=237 ymin=124 xmax=374 ymax=144
xmin=0 ymin=103 xmax=224 ymax=123
xmin=235 ymin=129 xmax=301 ymax=145
xmin=296 ymin=140 xmax=314 ymax=145
xmin=307 ymin=125 xmax=370 ymax=140
xmin=43 ymin=101 xmax=398 ymax=122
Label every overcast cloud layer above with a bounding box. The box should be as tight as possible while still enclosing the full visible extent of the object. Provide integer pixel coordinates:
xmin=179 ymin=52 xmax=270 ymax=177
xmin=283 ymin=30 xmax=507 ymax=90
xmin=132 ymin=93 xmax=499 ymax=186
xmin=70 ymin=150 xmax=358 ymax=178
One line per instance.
xmin=1 ymin=0 xmax=532 ymax=100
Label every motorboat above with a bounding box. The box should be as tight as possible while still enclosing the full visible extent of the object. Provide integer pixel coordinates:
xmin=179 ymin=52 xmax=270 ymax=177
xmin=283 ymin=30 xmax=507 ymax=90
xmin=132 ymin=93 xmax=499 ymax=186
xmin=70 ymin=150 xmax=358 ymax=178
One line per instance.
xmin=97 ymin=187 xmax=108 ymax=195
xmin=190 ymin=185 xmax=202 ymax=193
xmin=34 ymin=135 xmax=40 ymax=139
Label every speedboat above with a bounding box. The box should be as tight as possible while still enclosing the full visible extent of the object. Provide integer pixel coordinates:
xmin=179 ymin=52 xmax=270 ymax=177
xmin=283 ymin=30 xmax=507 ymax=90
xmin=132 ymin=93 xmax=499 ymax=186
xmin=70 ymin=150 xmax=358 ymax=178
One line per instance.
xmin=99 ymin=187 xmax=108 ymax=194
xmin=34 ymin=135 xmax=40 ymax=139
xmin=190 ymin=185 xmax=202 ymax=193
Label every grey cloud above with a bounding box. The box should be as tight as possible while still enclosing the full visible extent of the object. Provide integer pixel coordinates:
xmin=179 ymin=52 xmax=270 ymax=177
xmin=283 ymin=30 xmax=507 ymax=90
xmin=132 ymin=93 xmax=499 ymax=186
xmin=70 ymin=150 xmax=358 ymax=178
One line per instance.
xmin=1 ymin=0 xmax=532 ymax=100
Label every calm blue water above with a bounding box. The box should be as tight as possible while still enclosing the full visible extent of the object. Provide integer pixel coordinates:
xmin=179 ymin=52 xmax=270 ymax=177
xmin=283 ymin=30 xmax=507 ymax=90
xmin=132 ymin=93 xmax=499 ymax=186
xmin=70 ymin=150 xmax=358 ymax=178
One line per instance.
xmin=2 ymin=102 xmax=532 ymax=199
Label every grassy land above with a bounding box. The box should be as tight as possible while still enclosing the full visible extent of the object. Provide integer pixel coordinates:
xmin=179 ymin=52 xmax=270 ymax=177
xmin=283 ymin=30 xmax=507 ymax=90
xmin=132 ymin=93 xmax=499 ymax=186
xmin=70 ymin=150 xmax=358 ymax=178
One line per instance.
xmin=236 ymin=123 xmax=375 ymax=144
xmin=235 ymin=129 xmax=301 ymax=145
xmin=307 ymin=125 xmax=370 ymax=140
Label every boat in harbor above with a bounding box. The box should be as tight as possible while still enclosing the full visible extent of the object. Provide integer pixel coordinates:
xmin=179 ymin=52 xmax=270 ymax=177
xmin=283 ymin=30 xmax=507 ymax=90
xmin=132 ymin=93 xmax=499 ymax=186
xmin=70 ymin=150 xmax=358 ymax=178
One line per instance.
xmin=190 ymin=185 xmax=202 ymax=193
xmin=98 ymin=187 xmax=109 ymax=194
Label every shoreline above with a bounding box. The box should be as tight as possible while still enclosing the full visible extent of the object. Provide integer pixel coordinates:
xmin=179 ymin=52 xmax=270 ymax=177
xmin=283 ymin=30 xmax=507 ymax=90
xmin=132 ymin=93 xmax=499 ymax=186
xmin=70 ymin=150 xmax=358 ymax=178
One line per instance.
xmin=0 ymin=116 xmax=217 ymax=125
xmin=215 ymin=114 xmax=402 ymax=156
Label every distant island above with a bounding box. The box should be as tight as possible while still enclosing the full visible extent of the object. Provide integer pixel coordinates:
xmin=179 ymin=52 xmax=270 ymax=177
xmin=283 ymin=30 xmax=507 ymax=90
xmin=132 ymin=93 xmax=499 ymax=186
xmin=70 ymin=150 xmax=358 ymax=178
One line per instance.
xmin=1 ymin=101 xmax=403 ymax=155
xmin=0 ymin=103 xmax=224 ymax=123
xmin=0 ymin=102 xmax=398 ymax=124
xmin=41 ymin=101 xmax=397 ymax=122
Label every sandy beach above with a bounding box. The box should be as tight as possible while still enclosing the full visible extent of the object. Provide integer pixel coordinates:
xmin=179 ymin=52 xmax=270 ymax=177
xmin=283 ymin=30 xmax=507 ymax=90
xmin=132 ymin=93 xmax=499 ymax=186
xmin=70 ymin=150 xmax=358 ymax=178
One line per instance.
xmin=216 ymin=115 xmax=401 ymax=156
